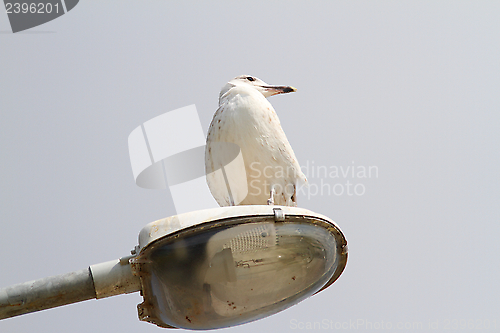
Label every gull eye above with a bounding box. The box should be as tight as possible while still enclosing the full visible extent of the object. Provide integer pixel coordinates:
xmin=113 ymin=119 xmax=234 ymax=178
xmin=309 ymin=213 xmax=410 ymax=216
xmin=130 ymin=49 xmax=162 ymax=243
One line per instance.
xmin=246 ymin=77 xmax=255 ymax=82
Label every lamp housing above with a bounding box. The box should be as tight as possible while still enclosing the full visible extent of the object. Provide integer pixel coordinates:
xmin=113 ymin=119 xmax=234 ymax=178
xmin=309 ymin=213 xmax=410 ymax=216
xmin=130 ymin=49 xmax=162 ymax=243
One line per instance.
xmin=131 ymin=206 xmax=348 ymax=330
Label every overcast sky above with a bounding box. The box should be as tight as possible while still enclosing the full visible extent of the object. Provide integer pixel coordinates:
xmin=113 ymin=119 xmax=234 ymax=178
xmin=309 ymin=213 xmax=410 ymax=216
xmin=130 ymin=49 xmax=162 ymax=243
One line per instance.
xmin=1 ymin=1 xmax=499 ymax=332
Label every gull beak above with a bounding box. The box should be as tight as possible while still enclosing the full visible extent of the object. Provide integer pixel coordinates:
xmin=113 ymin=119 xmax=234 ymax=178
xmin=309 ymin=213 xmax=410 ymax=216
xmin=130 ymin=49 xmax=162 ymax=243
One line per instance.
xmin=260 ymin=85 xmax=297 ymax=97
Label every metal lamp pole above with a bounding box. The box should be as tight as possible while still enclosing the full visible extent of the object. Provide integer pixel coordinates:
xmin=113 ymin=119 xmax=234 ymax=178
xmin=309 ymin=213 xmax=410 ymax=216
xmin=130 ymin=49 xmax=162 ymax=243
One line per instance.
xmin=0 ymin=258 xmax=140 ymax=319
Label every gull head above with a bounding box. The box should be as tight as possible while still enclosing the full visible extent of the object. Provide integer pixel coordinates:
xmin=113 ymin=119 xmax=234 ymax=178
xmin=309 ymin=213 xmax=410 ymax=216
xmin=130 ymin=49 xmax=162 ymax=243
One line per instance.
xmin=219 ymin=75 xmax=297 ymax=102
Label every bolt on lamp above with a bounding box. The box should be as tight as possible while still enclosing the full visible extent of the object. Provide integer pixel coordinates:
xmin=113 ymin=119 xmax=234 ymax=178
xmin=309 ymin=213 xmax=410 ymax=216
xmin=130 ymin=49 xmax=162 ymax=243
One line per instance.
xmin=0 ymin=205 xmax=347 ymax=329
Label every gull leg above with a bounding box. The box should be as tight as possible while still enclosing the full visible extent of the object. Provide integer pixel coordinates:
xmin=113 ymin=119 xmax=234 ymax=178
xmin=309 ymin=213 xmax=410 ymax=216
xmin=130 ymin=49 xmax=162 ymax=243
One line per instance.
xmin=267 ymin=186 xmax=275 ymax=205
xmin=290 ymin=184 xmax=297 ymax=207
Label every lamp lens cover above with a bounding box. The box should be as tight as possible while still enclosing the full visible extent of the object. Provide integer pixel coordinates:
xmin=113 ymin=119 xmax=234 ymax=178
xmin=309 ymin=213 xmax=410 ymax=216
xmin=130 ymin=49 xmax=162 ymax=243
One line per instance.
xmin=139 ymin=220 xmax=339 ymax=329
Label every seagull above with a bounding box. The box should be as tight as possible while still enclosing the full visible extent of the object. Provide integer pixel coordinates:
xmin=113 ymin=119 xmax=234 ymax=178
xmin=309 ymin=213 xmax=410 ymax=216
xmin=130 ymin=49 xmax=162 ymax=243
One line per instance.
xmin=205 ymin=75 xmax=307 ymax=207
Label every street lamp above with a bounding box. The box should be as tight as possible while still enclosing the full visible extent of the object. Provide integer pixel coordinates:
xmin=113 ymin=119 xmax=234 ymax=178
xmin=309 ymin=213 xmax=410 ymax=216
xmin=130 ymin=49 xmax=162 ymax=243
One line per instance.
xmin=0 ymin=205 xmax=348 ymax=329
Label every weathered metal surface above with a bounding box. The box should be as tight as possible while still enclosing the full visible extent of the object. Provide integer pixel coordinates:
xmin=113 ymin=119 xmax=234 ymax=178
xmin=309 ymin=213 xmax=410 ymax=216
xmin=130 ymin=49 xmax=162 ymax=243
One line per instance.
xmin=138 ymin=205 xmax=339 ymax=250
xmin=0 ymin=268 xmax=96 ymax=319
xmin=133 ymin=205 xmax=348 ymax=329
xmin=0 ymin=258 xmax=143 ymax=320
xmin=90 ymin=259 xmax=141 ymax=299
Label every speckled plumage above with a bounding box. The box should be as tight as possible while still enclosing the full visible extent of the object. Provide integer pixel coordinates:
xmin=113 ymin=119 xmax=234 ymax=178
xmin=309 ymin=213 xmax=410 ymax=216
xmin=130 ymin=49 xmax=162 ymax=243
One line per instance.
xmin=205 ymin=75 xmax=307 ymax=206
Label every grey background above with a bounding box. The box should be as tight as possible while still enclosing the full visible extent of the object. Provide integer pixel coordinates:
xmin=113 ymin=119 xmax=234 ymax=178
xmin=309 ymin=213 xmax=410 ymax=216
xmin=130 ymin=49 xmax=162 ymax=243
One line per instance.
xmin=1 ymin=1 xmax=499 ymax=332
